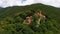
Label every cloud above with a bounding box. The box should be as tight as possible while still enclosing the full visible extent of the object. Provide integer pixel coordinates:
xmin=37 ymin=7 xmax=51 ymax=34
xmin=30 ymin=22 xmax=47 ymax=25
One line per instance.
xmin=0 ymin=0 xmax=34 ymax=8
xmin=35 ymin=0 xmax=60 ymax=7
xmin=0 ymin=0 xmax=60 ymax=8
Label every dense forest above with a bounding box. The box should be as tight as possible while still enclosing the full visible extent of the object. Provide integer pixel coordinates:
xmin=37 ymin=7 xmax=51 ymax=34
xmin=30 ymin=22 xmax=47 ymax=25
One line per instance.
xmin=0 ymin=3 xmax=60 ymax=34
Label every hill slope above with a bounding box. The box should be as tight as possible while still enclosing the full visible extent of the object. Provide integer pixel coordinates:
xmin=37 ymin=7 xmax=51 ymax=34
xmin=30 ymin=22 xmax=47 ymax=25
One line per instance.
xmin=0 ymin=3 xmax=60 ymax=34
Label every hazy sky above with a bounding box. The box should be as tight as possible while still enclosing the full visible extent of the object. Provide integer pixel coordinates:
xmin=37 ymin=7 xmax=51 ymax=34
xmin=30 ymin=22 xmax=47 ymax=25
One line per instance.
xmin=0 ymin=0 xmax=60 ymax=8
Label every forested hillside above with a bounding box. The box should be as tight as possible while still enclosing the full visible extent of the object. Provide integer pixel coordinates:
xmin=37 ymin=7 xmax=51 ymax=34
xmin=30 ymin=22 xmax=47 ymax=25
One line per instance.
xmin=0 ymin=3 xmax=60 ymax=34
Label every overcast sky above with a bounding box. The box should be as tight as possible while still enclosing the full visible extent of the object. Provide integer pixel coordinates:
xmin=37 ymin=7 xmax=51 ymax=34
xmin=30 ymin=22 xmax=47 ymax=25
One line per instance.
xmin=0 ymin=0 xmax=60 ymax=8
